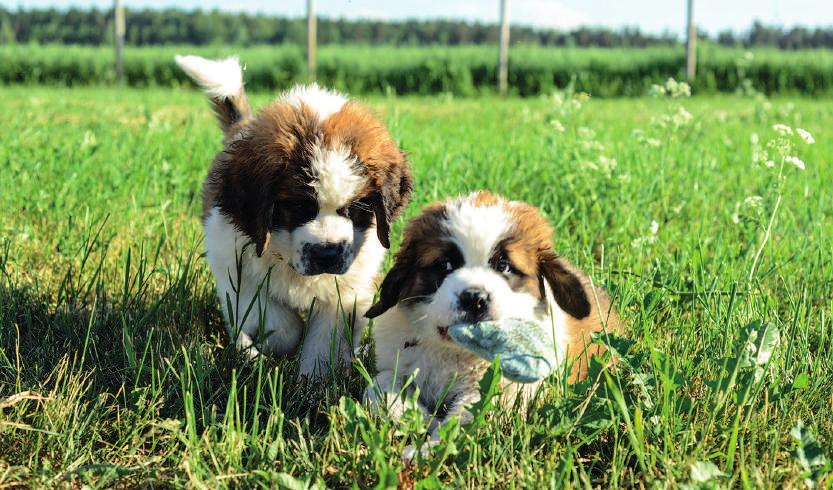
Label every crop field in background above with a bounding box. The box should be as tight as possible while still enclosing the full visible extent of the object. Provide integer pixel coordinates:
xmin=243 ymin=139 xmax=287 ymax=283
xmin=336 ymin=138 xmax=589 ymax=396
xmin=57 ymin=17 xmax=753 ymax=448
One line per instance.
xmin=3 ymin=44 xmax=833 ymax=96
xmin=0 ymin=86 xmax=831 ymax=488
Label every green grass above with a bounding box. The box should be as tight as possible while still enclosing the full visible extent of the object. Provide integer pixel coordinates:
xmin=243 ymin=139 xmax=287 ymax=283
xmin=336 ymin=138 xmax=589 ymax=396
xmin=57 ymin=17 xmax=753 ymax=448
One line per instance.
xmin=3 ymin=43 xmax=833 ymax=96
xmin=0 ymin=86 xmax=831 ymax=488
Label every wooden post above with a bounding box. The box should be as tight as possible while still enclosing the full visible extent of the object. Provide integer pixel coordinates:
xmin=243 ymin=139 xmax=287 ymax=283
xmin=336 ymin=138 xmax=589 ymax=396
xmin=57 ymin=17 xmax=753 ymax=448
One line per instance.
xmin=685 ymin=0 xmax=696 ymax=81
xmin=307 ymin=0 xmax=317 ymax=82
xmin=497 ymin=0 xmax=510 ymax=95
xmin=114 ymin=0 xmax=125 ymax=82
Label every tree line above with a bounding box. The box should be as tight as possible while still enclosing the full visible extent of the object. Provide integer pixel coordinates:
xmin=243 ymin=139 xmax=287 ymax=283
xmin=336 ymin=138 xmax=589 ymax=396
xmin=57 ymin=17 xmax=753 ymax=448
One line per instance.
xmin=1 ymin=8 xmax=832 ymax=49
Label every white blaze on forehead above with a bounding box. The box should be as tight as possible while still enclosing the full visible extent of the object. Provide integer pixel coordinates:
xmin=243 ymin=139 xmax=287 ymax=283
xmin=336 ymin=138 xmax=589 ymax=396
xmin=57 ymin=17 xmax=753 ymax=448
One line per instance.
xmin=280 ymin=84 xmax=347 ymax=121
xmin=442 ymin=194 xmax=512 ymax=264
xmin=309 ymin=145 xmax=363 ymax=210
xmin=296 ymin=213 xmax=354 ymax=245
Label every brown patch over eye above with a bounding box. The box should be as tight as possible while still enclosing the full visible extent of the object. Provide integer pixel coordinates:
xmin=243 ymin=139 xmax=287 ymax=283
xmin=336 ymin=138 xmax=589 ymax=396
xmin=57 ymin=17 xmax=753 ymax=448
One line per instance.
xmin=365 ymin=202 xmax=447 ymax=318
xmin=491 ymin=238 xmax=541 ymax=298
xmin=322 ymin=102 xmax=412 ymax=249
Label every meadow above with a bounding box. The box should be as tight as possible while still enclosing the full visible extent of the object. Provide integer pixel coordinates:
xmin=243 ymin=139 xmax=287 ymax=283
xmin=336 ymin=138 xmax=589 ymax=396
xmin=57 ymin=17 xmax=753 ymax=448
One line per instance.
xmin=0 ymin=85 xmax=831 ymax=488
xmin=3 ymin=44 xmax=833 ymax=97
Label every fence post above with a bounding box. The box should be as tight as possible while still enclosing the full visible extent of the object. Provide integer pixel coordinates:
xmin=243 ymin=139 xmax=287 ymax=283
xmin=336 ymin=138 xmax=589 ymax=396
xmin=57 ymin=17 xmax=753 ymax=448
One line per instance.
xmin=307 ymin=0 xmax=317 ymax=82
xmin=114 ymin=0 xmax=125 ymax=82
xmin=498 ymin=0 xmax=510 ymax=95
xmin=685 ymin=0 xmax=696 ymax=81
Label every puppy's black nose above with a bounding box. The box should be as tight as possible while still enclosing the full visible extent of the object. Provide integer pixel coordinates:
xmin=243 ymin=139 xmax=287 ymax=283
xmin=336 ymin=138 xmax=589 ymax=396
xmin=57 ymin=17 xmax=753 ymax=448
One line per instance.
xmin=308 ymin=241 xmax=347 ymax=268
xmin=458 ymin=287 xmax=490 ymax=320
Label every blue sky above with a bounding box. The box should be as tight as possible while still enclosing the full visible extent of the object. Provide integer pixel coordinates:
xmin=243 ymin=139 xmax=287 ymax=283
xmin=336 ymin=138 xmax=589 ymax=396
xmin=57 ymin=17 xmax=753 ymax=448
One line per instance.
xmin=3 ymin=0 xmax=832 ymax=35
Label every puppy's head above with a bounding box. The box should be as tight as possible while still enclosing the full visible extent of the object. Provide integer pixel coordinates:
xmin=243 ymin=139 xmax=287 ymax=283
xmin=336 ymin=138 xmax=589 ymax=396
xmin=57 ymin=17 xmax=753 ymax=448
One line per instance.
xmin=366 ymin=192 xmax=590 ymax=347
xmin=177 ymin=56 xmax=411 ymax=276
xmin=219 ymin=99 xmax=411 ymax=275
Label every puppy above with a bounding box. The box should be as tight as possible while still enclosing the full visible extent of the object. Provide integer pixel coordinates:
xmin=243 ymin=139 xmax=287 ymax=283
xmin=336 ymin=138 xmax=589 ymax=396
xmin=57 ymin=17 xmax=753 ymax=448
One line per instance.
xmin=365 ymin=192 xmax=619 ymax=433
xmin=176 ymin=55 xmax=412 ymax=377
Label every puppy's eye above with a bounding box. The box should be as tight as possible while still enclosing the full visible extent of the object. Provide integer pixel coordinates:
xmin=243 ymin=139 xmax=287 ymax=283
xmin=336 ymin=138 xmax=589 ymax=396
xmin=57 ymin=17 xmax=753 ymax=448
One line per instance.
xmin=430 ymin=259 xmax=454 ymax=274
xmin=496 ymin=258 xmax=511 ymax=274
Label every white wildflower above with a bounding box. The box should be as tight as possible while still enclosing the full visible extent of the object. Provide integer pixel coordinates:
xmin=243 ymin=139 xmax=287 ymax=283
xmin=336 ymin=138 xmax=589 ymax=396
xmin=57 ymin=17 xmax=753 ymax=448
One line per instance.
xmin=665 ymin=78 xmax=691 ymax=98
xmin=773 ymin=124 xmax=793 ymax=136
xmin=796 ymin=128 xmax=815 ymax=145
xmin=631 ymin=220 xmax=659 ymax=247
xmin=578 ymin=127 xmax=596 ymax=140
xmin=551 ymin=119 xmax=565 ymax=133
xmin=649 ymin=84 xmax=667 ymax=97
xmin=597 ymin=156 xmax=618 ymax=176
xmin=743 ymin=196 xmax=763 ymax=208
xmin=785 ymin=156 xmax=806 ymax=170
xmin=646 ymin=138 xmax=661 ymax=147
xmin=672 ymin=106 xmax=693 ymax=127
xmin=750 ymin=133 xmax=759 ymax=145
xmin=81 ymin=130 xmax=97 ymax=149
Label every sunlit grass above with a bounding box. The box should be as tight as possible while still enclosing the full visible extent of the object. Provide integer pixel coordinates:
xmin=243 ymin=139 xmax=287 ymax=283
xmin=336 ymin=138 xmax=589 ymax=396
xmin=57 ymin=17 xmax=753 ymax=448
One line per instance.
xmin=0 ymin=86 xmax=831 ymax=487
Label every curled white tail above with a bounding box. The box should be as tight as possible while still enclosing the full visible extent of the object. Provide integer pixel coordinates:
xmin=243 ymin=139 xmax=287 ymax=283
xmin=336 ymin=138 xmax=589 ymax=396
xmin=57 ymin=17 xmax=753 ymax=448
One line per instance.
xmin=174 ymin=55 xmax=243 ymax=99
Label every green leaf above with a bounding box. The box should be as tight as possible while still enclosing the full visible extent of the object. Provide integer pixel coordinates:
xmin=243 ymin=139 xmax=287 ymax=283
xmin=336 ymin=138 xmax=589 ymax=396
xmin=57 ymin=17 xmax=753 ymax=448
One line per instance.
xmin=273 ymin=472 xmax=321 ymax=490
xmin=690 ymin=461 xmax=727 ymax=483
xmin=741 ymin=321 xmax=780 ymax=373
xmin=790 ymin=421 xmax=832 ymax=489
xmin=792 ymin=373 xmax=809 ymax=390
xmin=466 ymin=357 xmax=502 ymax=428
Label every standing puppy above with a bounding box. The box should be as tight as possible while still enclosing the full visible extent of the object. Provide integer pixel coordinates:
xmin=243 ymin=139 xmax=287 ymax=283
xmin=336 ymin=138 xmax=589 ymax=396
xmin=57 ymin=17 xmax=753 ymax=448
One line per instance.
xmin=365 ymin=192 xmax=619 ymax=431
xmin=176 ymin=55 xmax=412 ymax=377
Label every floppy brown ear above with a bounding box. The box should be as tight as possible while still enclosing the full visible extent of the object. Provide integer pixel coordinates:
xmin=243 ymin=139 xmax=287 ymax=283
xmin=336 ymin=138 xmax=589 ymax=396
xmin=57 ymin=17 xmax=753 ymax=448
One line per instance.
xmin=365 ymin=256 xmax=412 ymax=318
xmin=539 ymin=252 xmax=591 ymax=319
xmin=371 ymin=158 xmax=413 ymax=249
xmin=214 ymin=145 xmax=279 ymax=258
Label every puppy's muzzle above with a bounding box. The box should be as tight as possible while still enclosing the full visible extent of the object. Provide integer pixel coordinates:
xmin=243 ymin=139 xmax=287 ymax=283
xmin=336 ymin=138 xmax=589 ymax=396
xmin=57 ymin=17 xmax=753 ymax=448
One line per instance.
xmin=457 ymin=287 xmax=491 ymax=322
xmin=303 ymin=241 xmax=351 ymax=275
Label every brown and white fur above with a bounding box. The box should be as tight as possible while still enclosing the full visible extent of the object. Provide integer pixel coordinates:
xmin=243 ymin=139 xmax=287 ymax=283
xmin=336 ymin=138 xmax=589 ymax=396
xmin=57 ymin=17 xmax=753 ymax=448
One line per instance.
xmin=176 ymin=55 xmax=412 ymax=377
xmin=364 ymin=192 xmax=619 ymax=441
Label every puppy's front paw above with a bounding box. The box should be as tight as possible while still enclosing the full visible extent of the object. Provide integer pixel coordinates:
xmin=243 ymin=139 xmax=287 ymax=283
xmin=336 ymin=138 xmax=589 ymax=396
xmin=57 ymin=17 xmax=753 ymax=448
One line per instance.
xmin=401 ymin=439 xmax=439 ymax=461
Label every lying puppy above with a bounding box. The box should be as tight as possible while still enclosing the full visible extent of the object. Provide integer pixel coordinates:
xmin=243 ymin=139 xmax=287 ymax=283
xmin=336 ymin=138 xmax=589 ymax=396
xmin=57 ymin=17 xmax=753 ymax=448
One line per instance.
xmin=365 ymin=191 xmax=619 ymax=433
xmin=176 ymin=55 xmax=412 ymax=377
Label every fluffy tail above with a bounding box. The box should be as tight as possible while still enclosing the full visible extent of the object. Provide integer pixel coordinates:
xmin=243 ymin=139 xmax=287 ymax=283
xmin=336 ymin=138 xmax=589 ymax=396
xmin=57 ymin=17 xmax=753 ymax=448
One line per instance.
xmin=175 ymin=55 xmax=252 ymax=137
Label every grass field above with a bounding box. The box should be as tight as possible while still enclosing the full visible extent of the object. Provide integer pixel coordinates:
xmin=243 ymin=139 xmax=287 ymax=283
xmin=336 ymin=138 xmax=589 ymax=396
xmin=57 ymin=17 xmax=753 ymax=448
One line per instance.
xmin=0 ymin=86 xmax=831 ymax=488
xmin=4 ymin=44 xmax=833 ymax=96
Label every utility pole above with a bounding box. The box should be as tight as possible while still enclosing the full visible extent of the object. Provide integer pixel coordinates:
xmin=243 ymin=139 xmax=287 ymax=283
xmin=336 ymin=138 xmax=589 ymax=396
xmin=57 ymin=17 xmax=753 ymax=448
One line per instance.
xmin=307 ymin=0 xmax=317 ymax=82
xmin=497 ymin=0 xmax=510 ymax=95
xmin=685 ymin=0 xmax=696 ymax=81
xmin=114 ymin=0 xmax=125 ymax=82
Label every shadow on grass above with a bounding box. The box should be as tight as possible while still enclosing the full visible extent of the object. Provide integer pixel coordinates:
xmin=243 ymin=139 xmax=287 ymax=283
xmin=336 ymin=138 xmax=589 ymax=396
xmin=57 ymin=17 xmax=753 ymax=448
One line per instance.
xmin=0 ymin=231 xmax=374 ymax=486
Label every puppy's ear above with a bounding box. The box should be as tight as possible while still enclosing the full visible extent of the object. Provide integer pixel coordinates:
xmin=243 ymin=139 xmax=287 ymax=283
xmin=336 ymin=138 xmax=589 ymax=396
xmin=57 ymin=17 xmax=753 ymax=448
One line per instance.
xmin=175 ymin=55 xmax=253 ymax=140
xmin=539 ymin=252 xmax=591 ymax=319
xmin=365 ymin=254 xmax=412 ymax=318
xmin=215 ymin=142 xmax=278 ymax=258
xmin=372 ymin=156 xmax=413 ymax=249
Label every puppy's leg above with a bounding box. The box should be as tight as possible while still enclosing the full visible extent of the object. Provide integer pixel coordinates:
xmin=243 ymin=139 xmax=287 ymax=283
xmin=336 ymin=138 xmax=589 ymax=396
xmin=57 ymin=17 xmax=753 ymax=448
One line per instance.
xmin=205 ymin=210 xmax=304 ymax=357
xmin=365 ymin=370 xmax=408 ymax=419
xmin=298 ymin=302 xmax=366 ymax=377
xmin=223 ymin=287 xmax=304 ymax=358
xmin=212 ymin=261 xmax=303 ymax=358
xmin=365 ymin=369 xmax=430 ymax=419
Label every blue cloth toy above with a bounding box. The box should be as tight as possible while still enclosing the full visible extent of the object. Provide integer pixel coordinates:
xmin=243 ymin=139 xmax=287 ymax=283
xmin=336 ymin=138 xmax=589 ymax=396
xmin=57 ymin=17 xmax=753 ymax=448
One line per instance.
xmin=448 ymin=319 xmax=556 ymax=383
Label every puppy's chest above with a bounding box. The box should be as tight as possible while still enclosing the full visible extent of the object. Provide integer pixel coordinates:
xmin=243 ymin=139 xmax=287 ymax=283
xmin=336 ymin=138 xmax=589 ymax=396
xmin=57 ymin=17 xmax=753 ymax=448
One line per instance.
xmin=261 ymin=260 xmax=370 ymax=309
xmin=400 ymin=344 xmax=487 ymax=398
xmin=397 ymin=343 xmax=536 ymax=412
